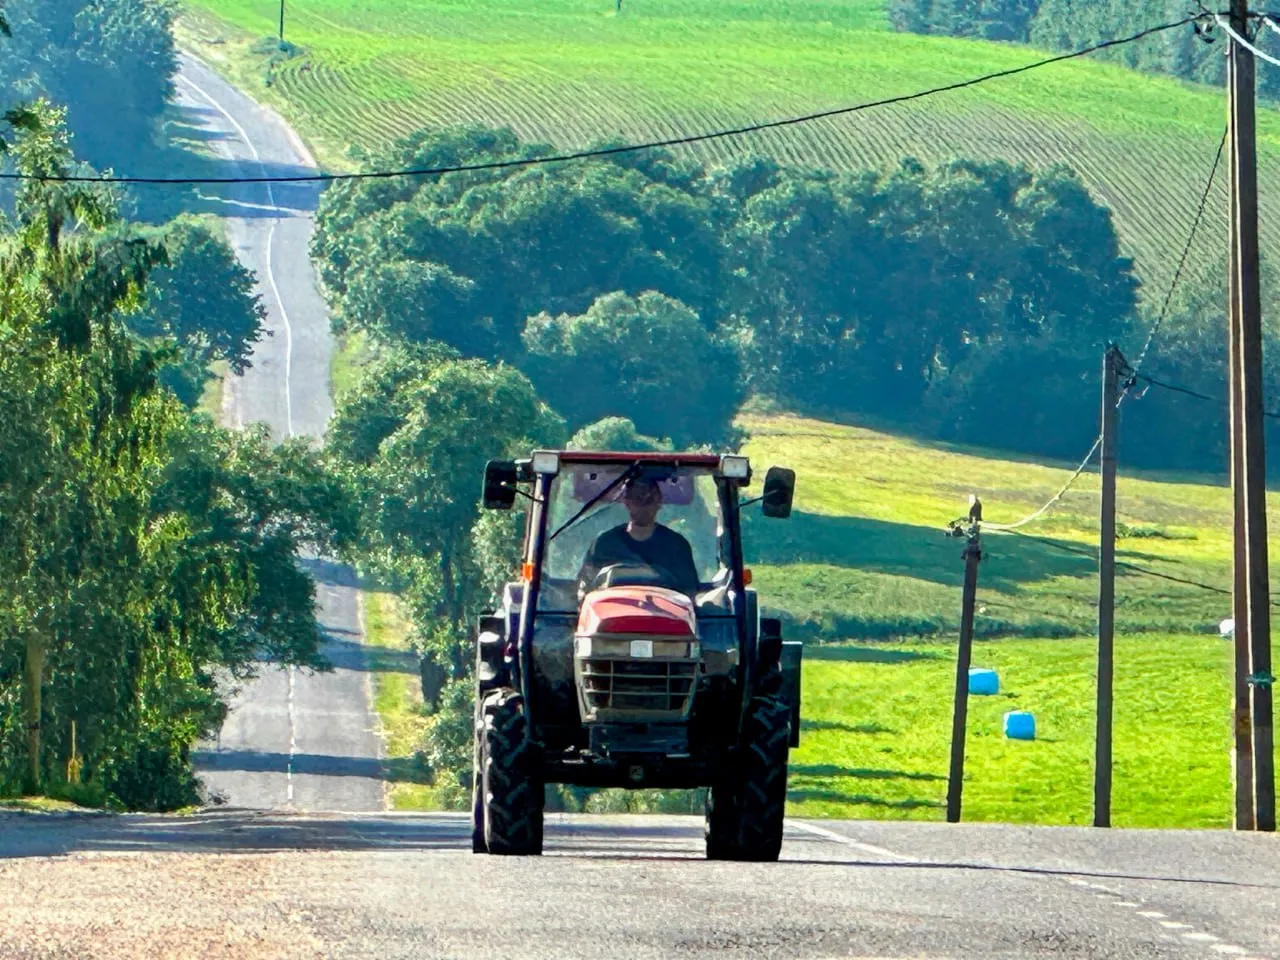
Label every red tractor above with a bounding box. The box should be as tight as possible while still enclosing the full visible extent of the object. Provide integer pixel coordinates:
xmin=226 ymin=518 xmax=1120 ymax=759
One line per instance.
xmin=472 ymin=451 xmax=801 ymax=860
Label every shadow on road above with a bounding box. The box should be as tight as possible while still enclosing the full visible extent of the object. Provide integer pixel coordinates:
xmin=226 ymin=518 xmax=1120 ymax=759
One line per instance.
xmin=0 ymin=810 xmax=469 ymax=858
xmin=192 ymin=750 xmax=428 ymax=784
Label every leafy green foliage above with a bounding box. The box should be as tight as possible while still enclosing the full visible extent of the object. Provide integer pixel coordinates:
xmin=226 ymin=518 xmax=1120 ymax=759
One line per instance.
xmin=0 ymin=108 xmax=346 ymax=808
xmin=891 ymin=0 xmax=1280 ymax=100
xmin=0 ymin=0 xmax=176 ymax=168
xmin=130 ymin=216 xmax=268 ymax=405
xmin=522 ymin=291 xmax=744 ymax=447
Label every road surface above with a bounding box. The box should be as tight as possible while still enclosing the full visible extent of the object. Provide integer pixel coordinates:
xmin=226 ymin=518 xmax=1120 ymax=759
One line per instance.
xmin=1 ymin=810 xmax=1277 ymax=959
xmin=173 ymin=55 xmax=383 ymax=813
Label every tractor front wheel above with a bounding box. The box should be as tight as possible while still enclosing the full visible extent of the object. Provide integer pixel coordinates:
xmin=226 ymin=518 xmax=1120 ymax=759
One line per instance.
xmin=481 ymin=689 xmax=543 ymax=856
xmin=704 ymin=690 xmax=791 ymax=862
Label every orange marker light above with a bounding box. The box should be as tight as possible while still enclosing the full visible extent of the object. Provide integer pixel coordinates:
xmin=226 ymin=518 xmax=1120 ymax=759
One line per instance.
xmin=521 ymin=562 xmax=535 ymax=582
xmin=743 ymin=567 xmax=753 ymax=586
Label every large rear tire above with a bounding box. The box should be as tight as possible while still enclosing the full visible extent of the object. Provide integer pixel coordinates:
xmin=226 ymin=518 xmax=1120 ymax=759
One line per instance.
xmin=704 ymin=689 xmax=791 ymax=862
xmin=471 ymin=699 xmax=486 ymax=854
xmin=481 ymin=689 xmax=543 ymax=856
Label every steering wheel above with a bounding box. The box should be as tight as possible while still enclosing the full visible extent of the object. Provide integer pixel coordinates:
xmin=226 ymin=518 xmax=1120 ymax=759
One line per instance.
xmin=587 ymin=562 xmax=671 ymax=593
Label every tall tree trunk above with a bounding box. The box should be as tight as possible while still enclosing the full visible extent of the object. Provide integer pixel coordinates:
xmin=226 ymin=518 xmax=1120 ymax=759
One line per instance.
xmin=23 ymin=634 xmax=45 ymax=793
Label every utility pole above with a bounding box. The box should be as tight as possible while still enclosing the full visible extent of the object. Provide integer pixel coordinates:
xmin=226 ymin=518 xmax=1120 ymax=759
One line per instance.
xmin=1228 ymin=0 xmax=1275 ymax=832
xmin=1094 ymin=344 xmax=1121 ymax=829
xmin=946 ymin=505 xmax=982 ymax=824
xmin=279 ymin=0 xmax=286 ymax=45
xmin=1228 ymin=41 xmax=1256 ymax=831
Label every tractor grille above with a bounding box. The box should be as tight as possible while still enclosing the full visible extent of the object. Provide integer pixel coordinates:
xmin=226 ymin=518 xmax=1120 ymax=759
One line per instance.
xmin=581 ymin=658 xmax=696 ymax=714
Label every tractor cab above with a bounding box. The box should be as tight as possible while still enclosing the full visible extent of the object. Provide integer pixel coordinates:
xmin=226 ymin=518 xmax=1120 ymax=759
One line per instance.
xmin=473 ymin=450 xmax=800 ymax=860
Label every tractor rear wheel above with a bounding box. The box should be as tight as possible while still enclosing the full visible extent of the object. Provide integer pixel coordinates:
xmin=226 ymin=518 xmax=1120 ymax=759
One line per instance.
xmin=481 ymin=689 xmax=543 ymax=856
xmin=471 ymin=699 xmax=486 ymax=854
xmin=704 ymin=689 xmax=791 ymax=862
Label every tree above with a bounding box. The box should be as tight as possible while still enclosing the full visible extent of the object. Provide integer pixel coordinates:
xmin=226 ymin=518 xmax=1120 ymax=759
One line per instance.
xmin=333 ymin=357 xmax=563 ymax=704
xmin=0 ymin=107 xmax=347 ymax=806
xmin=522 ymin=291 xmax=744 ymax=448
xmin=313 ymin=128 xmax=724 ymax=361
xmin=132 ymin=215 xmax=268 ymax=405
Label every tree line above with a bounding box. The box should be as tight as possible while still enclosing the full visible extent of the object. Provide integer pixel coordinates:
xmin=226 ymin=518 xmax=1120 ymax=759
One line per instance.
xmin=0 ymin=7 xmax=350 ymax=807
xmin=887 ymin=0 xmax=1280 ymax=100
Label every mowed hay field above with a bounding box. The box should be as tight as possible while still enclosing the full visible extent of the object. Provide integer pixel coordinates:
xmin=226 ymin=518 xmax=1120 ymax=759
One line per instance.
xmin=180 ymin=0 xmax=1280 ymax=294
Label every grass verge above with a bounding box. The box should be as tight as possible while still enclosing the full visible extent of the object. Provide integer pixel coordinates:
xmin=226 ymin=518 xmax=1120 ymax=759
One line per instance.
xmin=791 ymin=634 xmax=1233 ymax=828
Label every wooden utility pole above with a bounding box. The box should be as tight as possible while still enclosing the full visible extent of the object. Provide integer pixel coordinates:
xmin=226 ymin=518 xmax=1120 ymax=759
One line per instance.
xmin=1228 ymin=0 xmax=1276 ymax=832
xmin=1228 ymin=40 xmax=1256 ymax=831
xmin=946 ymin=516 xmax=982 ymax=824
xmin=1094 ymin=345 xmax=1121 ymax=829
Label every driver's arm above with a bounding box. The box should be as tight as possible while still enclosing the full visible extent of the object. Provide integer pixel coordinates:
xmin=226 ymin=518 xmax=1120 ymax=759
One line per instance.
xmin=669 ymin=533 xmax=701 ymax=598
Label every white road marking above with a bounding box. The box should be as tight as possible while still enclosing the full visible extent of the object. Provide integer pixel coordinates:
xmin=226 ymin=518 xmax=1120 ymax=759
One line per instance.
xmin=786 ymin=820 xmax=921 ymax=862
xmin=175 ymin=72 xmax=296 ymax=439
xmin=1137 ymin=911 xmax=1166 ymax=919
xmin=1113 ymin=901 xmax=1139 ymax=908
xmin=177 ymin=68 xmax=300 ymax=808
xmin=1184 ymin=932 xmax=1222 ymax=943
xmin=1211 ymin=945 xmax=1250 ymax=956
xmin=1161 ymin=921 xmax=1193 ymax=930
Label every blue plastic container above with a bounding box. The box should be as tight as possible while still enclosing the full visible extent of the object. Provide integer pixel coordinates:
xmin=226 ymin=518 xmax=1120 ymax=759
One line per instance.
xmin=1004 ymin=711 xmax=1036 ymax=741
xmin=968 ymin=667 xmax=999 ymax=696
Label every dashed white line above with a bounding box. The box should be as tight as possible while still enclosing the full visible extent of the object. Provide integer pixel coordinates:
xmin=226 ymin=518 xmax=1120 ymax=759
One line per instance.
xmin=1184 ymin=932 xmax=1222 ymax=943
xmin=1211 ymin=945 xmax=1250 ymax=956
xmin=177 ymin=68 xmax=300 ymax=808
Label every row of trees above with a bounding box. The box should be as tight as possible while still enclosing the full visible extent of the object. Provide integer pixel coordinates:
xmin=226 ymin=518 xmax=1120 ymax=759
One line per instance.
xmin=0 ymin=104 xmax=348 ymax=808
xmin=888 ymin=0 xmax=1280 ymax=100
xmin=314 ymin=127 xmax=1141 ymax=458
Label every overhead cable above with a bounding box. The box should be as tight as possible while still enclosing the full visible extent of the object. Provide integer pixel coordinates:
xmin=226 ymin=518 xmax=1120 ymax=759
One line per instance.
xmin=976 ymin=126 xmax=1226 ymax=534
xmin=0 ymin=15 xmax=1207 ymax=185
xmin=1210 ymin=11 xmax=1280 ymax=68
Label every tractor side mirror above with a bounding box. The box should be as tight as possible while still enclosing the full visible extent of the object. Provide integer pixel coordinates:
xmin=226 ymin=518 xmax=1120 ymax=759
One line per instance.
xmin=482 ymin=459 xmax=519 ymax=510
xmin=761 ymin=466 xmax=795 ymax=519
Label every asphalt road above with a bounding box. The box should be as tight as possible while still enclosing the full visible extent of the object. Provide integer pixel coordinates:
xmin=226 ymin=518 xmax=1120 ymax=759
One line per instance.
xmin=1 ymin=810 xmax=1276 ymax=959
xmin=174 ymin=55 xmax=383 ymax=813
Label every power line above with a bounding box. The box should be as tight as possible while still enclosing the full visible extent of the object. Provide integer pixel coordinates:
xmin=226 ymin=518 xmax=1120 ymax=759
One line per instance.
xmin=980 ymin=438 xmax=1101 ymax=532
xmin=1133 ymin=371 xmax=1280 ymax=420
xmin=0 ymin=15 xmax=1207 ymax=186
xmin=1127 ymin=127 xmax=1228 ymax=377
xmin=1210 ymin=9 xmax=1280 ymax=68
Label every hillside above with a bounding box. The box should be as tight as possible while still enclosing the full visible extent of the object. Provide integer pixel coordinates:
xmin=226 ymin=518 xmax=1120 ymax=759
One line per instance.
xmin=178 ymin=0 xmax=1279 ymax=296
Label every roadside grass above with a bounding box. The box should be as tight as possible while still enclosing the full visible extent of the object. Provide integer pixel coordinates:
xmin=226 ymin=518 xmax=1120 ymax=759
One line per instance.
xmin=175 ymin=0 xmax=1280 ymax=295
xmin=361 ymin=589 xmax=452 ymax=809
xmin=792 ymin=633 xmax=1233 ymax=828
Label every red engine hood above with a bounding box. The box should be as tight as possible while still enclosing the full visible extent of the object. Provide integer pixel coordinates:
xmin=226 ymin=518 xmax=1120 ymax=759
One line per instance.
xmin=577 ymin=586 xmax=697 ymax=637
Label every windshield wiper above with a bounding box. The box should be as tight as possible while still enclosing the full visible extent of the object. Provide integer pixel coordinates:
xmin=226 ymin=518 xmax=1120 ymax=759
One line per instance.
xmin=548 ymin=461 xmax=640 ymax=543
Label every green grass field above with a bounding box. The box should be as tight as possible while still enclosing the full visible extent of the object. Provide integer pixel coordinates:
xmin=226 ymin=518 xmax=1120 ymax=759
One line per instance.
xmin=358 ymin=411 xmax=1254 ymax=826
xmin=179 ymin=0 xmax=1280 ymax=294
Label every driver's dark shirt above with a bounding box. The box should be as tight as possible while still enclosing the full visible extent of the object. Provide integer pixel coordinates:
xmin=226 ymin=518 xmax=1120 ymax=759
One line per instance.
xmin=579 ymin=524 xmax=700 ymax=597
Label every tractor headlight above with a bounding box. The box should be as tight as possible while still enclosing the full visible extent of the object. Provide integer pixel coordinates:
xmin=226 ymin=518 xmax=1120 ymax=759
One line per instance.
xmin=531 ymin=451 xmax=561 ymax=475
xmin=719 ymin=455 xmax=750 ymax=480
xmin=574 ymin=636 xmax=592 ymax=658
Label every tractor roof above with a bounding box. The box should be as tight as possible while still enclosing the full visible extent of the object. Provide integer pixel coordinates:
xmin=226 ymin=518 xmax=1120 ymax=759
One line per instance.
xmin=555 ymin=451 xmax=723 ymax=467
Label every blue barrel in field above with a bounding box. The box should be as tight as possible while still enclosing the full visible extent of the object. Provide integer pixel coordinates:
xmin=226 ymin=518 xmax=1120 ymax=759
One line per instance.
xmin=968 ymin=667 xmax=999 ymax=696
xmin=1004 ymin=711 xmax=1036 ymax=741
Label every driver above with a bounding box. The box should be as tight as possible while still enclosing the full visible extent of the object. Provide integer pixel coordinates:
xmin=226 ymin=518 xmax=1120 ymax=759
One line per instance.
xmin=577 ymin=475 xmax=700 ymax=598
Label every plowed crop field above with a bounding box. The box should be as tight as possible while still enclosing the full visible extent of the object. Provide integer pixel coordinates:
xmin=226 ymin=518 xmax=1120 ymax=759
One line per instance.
xmin=180 ymin=0 xmax=1280 ymax=296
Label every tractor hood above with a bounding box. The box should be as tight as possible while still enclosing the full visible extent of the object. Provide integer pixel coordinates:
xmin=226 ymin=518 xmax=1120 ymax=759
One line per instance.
xmin=576 ymin=586 xmax=696 ymax=638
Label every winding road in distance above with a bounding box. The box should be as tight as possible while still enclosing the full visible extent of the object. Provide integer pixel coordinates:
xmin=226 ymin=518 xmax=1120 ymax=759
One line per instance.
xmin=2 ymin=52 xmax=1279 ymax=960
xmin=174 ymin=54 xmax=384 ymax=814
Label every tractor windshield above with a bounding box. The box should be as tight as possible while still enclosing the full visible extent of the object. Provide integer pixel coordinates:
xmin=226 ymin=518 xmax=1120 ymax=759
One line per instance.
xmin=537 ymin=463 xmax=730 ymax=612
